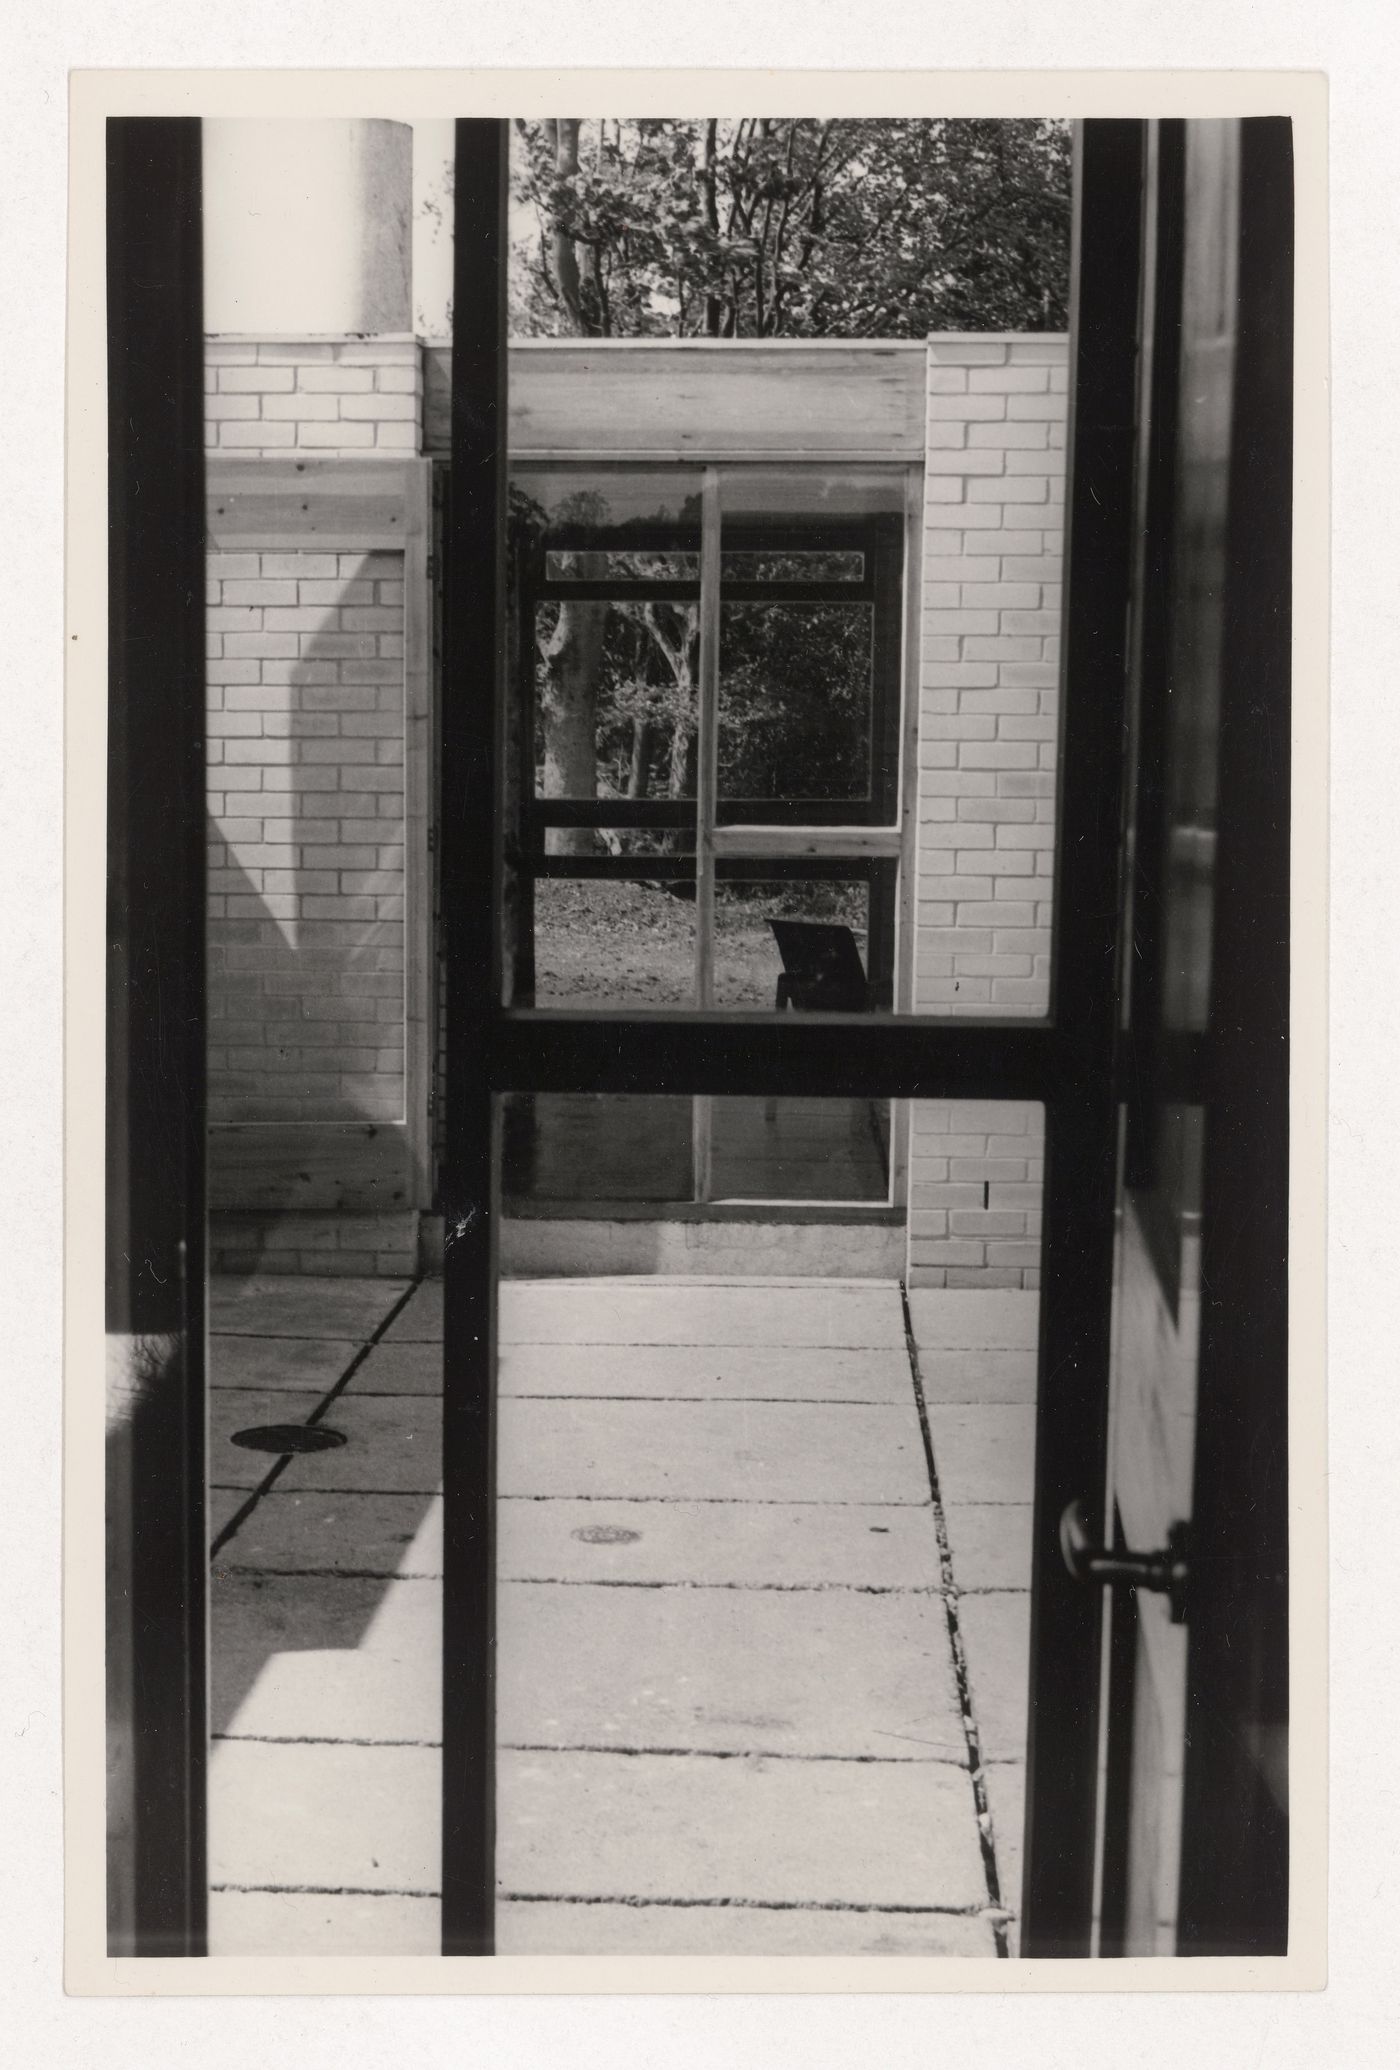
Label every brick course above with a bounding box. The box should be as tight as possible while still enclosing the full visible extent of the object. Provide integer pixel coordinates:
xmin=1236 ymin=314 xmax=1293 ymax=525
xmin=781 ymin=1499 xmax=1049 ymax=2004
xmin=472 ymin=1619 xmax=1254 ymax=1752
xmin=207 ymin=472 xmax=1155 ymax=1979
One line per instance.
xmin=205 ymin=338 xmax=422 ymax=458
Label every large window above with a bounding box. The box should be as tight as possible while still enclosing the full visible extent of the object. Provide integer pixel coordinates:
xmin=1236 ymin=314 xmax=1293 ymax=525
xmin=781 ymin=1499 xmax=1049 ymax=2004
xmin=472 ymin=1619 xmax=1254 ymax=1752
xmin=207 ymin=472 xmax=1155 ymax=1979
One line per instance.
xmin=503 ymin=463 xmax=909 ymax=1209
xmin=509 ymin=464 xmax=906 ymax=1010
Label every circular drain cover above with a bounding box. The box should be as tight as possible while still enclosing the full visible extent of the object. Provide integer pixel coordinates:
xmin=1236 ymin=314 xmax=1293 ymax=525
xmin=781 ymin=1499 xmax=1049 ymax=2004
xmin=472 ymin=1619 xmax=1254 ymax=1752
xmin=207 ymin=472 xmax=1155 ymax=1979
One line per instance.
xmin=230 ymin=1423 xmax=348 ymax=1455
xmin=571 ymin=1525 xmax=641 ymax=1546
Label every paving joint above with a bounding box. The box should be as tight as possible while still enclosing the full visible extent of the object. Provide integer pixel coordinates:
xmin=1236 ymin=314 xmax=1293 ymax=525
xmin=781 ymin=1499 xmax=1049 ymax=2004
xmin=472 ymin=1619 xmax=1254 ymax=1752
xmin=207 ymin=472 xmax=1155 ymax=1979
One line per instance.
xmin=500 ymin=1493 xmax=933 ymax=1508
xmin=499 ymin=1891 xmax=990 ymax=1918
xmin=900 ymin=1281 xmax=1011 ymax=1959
xmin=501 ymin=1741 xmax=968 ymax=1767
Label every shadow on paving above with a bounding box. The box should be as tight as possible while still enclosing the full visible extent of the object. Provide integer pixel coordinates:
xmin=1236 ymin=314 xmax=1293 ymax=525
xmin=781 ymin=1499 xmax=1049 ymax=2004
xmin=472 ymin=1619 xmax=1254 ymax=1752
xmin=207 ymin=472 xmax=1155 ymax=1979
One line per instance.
xmin=208 ymin=1274 xmax=437 ymax=1740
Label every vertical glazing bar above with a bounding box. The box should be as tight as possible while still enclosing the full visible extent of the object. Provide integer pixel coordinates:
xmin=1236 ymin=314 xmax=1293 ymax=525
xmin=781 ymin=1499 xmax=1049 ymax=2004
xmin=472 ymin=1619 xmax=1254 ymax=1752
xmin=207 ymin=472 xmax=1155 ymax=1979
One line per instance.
xmin=1020 ymin=118 xmax=1146 ymax=1958
xmin=104 ymin=114 xmax=208 ymax=1957
xmin=441 ymin=116 xmax=508 ymax=1957
xmin=691 ymin=467 xmax=722 ymax=1198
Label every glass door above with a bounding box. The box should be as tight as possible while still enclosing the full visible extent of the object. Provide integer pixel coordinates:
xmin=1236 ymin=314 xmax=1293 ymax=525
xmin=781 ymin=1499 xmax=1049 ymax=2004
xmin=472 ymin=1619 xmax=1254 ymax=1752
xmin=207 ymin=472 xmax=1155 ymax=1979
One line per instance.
xmin=438 ymin=118 xmax=1140 ymax=1957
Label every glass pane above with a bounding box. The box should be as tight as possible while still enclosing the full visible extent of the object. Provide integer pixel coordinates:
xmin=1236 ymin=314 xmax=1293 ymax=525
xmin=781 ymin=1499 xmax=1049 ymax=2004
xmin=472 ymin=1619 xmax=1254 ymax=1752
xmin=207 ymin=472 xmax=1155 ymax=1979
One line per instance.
xmin=713 ymin=879 xmax=873 ymax=1009
xmin=709 ymin=1096 xmax=891 ymax=1203
xmin=503 ymin=1092 xmax=694 ymax=1203
xmin=501 ymin=1092 xmax=893 ymax=1213
xmin=546 ymin=548 xmax=699 ymax=583
xmin=512 ymin=465 xmax=703 ymax=543
xmin=718 ymin=602 xmax=875 ymax=804
xmin=531 ymin=599 xmax=700 ymax=809
xmin=722 ymin=548 xmax=864 ymax=583
xmin=532 ymin=878 xmax=696 ymax=1008
xmin=719 ymin=465 xmax=907 ymax=521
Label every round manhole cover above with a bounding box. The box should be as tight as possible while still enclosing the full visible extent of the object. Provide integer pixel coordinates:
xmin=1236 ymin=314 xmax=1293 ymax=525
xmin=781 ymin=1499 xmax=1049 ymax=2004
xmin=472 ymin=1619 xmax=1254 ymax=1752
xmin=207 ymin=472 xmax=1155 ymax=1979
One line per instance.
xmin=571 ymin=1525 xmax=641 ymax=1546
xmin=230 ymin=1423 xmax=348 ymax=1455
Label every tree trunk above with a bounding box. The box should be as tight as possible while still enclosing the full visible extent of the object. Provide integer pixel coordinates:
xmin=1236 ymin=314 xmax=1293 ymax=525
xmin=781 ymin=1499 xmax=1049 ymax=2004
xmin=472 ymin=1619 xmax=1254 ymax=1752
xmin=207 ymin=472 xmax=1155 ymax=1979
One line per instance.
xmin=627 ymin=718 xmax=654 ymax=798
xmin=541 ymin=590 xmax=607 ymax=855
xmin=537 ymin=122 xmax=605 ymax=851
xmin=545 ymin=119 xmax=587 ymax=333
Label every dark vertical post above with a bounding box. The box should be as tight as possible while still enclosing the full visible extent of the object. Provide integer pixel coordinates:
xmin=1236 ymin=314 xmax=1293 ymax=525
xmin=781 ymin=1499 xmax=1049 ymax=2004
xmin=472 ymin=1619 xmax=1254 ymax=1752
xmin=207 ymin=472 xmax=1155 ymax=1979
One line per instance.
xmin=105 ymin=115 xmax=208 ymax=1956
xmin=1177 ymin=115 xmax=1293 ymax=1957
xmin=440 ymin=117 xmax=508 ymax=1955
xmin=1020 ymin=120 xmax=1145 ymax=1957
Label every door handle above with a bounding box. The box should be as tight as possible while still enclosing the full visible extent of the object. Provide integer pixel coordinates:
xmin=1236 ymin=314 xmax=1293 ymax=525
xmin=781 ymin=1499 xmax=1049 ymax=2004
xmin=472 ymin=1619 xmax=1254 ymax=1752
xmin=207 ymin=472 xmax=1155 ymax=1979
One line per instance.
xmin=1059 ymin=1500 xmax=1190 ymax=1624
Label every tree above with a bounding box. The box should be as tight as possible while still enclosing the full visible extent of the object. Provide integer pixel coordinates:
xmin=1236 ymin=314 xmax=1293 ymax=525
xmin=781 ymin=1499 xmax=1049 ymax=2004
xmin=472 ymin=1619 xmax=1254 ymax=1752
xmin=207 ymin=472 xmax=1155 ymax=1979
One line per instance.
xmin=511 ymin=117 xmax=1071 ymax=339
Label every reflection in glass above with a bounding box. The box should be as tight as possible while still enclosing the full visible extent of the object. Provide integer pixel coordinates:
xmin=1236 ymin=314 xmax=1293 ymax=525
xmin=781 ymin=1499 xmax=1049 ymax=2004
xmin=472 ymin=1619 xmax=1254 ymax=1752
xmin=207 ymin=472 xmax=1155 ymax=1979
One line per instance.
xmin=710 ymin=1096 xmax=891 ymax=1203
xmin=718 ymin=465 xmax=907 ymax=522
xmin=545 ymin=549 xmax=700 ymax=582
xmin=722 ymin=548 xmax=864 ymax=583
xmin=512 ymin=466 xmax=704 ymax=542
xmin=501 ymin=1091 xmax=891 ymax=1208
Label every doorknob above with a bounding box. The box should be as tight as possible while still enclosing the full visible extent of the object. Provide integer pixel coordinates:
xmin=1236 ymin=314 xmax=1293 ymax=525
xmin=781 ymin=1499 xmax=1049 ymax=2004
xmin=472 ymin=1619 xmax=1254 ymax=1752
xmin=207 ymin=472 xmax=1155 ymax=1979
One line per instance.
xmin=1059 ymin=1500 xmax=1190 ymax=1624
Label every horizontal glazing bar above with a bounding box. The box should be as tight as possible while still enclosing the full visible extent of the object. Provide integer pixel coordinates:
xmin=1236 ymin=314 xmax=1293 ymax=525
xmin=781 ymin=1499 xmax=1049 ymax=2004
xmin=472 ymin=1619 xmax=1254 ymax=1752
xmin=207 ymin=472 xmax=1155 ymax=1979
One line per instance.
xmin=530 ymin=854 xmax=882 ymax=883
xmin=710 ymin=824 xmax=901 ymax=859
xmin=532 ymin=797 xmax=885 ymax=828
xmin=482 ymin=1009 xmax=1067 ymax=1100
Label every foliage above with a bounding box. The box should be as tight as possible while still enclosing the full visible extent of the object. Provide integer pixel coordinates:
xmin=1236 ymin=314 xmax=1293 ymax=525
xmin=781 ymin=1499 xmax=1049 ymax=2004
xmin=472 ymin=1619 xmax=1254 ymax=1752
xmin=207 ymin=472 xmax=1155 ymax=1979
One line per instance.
xmin=511 ymin=117 xmax=1071 ymax=338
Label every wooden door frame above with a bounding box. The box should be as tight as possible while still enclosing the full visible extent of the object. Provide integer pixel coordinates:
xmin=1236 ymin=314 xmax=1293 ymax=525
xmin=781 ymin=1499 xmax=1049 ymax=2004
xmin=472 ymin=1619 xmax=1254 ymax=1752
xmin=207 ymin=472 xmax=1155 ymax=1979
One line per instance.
xmin=105 ymin=114 xmax=209 ymax=1957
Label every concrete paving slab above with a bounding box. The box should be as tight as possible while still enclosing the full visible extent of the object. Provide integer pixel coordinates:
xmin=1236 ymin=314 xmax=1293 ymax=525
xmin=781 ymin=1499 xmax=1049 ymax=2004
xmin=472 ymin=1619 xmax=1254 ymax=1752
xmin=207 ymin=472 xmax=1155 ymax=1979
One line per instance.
xmin=498 ymin=1341 xmax=915 ymax=1403
xmin=210 ymin=1486 xmax=248 ymax=1539
xmin=215 ymin=1488 xmax=443 ymax=1575
xmin=496 ymin=1899 xmax=998 ymax=1957
xmin=499 ymin=1399 xmax=929 ymax=1505
xmin=379 ymin=1278 xmax=441 ymax=1341
xmin=500 ymin=1280 xmax=910 ymax=1349
xmin=210 ymin=1274 xmax=408 ymax=1341
xmin=275 ymin=1392 xmax=442 ymax=1495
xmin=384 ymin=1278 xmax=910 ymax=1349
xmin=907 ymin=1289 xmax=1039 ymax=1350
xmin=211 ymin=1573 xmax=439 ymax=1742
xmin=498 ymin=1748 xmax=988 ymax=1910
xmin=499 ymin=1498 xmax=936 ymax=1590
xmin=917 ymin=1349 xmax=1038 ymax=1404
xmin=209 ymin=1889 xmax=438 ymax=1956
xmin=942 ymin=1504 xmax=1034 ymax=1594
xmin=209 ymin=1738 xmax=438 ymax=1893
xmin=209 ymin=1388 xmax=331 ymax=1489
xmin=925 ymin=1405 xmax=1037 ymax=1509
xmin=957 ymin=1592 xmax=1031 ymax=1767
xmin=346 ymin=1340 xmax=442 ymax=1395
xmin=210 ymin=1333 xmax=359 ymax=1393
xmin=983 ymin=1759 xmax=1025 ymax=1935
xmin=497 ymin=1582 xmax=964 ymax=1761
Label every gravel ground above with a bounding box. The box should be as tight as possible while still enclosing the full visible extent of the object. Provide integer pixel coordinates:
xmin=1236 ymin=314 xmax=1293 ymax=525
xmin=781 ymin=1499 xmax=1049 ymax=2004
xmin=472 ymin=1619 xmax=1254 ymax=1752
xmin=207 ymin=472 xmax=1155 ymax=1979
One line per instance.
xmin=532 ymin=879 xmax=866 ymax=1009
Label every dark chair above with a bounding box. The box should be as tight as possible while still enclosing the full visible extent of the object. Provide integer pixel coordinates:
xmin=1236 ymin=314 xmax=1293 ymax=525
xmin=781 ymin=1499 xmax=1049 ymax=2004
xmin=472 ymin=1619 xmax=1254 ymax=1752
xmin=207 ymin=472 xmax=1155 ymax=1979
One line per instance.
xmin=768 ymin=919 xmax=872 ymax=1013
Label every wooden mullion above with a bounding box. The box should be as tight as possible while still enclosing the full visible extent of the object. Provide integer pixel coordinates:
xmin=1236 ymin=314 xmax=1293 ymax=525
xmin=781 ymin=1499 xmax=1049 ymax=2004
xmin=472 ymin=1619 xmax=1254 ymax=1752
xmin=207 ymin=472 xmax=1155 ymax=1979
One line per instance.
xmin=695 ymin=470 xmax=721 ymax=1010
xmin=692 ymin=469 xmax=722 ymax=1200
xmin=710 ymin=824 xmax=901 ymax=860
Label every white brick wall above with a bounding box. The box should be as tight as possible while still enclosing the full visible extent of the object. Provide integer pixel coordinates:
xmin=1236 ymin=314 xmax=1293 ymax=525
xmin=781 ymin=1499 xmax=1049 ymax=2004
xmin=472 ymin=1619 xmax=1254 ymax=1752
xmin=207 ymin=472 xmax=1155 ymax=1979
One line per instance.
xmin=907 ymin=335 xmax=1067 ymax=1288
xmin=206 ymin=548 xmax=407 ymax=1125
xmin=205 ymin=338 xmax=422 ymax=458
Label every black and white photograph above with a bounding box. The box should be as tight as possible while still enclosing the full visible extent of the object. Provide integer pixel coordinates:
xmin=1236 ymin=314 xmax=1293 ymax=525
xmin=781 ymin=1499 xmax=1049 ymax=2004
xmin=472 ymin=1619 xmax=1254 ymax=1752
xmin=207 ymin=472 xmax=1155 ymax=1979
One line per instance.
xmin=66 ymin=69 xmax=1326 ymax=1991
